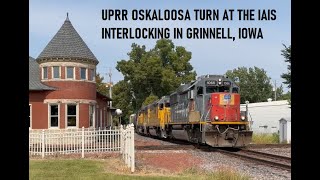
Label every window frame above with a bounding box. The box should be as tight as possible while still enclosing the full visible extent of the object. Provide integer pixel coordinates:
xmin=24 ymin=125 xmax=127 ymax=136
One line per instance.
xmin=42 ymin=67 xmax=48 ymax=79
xmin=48 ymin=104 xmax=59 ymax=128
xmin=52 ymin=66 xmax=61 ymax=79
xmin=66 ymin=104 xmax=78 ymax=128
xmin=80 ymin=67 xmax=87 ymax=80
xmin=66 ymin=66 xmax=75 ymax=79
xmin=89 ymin=104 xmax=95 ymax=127
xmin=89 ymin=69 xmax=95 ymax=81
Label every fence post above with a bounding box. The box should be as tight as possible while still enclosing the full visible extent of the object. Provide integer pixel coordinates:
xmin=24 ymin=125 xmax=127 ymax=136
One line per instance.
xmin=120 ymin=125 xmax=123 ymax=157
xmin=82 ymin=126 xmax=85 ymax=158
xmin=98 ymin=127 xmax=101 ymax=152
xmin=125 ymin=126 xmax=128 ymax=165
xmin=131 ymin=123 xmax=135 ymax=172
xmin=41 ymin=130 xmax=45 ymax=158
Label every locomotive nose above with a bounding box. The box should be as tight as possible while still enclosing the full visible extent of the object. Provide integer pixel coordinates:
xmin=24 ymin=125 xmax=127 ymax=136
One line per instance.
xmin=209 ymin=93 xmax=240 ymax=121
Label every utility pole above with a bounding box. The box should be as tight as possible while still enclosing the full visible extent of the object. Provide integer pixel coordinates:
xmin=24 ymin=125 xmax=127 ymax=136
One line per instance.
xmin=107 ymin=67 xmax=113 ymax=127
xmin=274 ymin=80 xmax=277 ymax=101
xmin=108 ymin=67 xmax=112 ymax=107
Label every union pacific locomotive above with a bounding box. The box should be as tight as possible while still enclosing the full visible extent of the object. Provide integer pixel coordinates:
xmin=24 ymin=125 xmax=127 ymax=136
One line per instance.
xmin=134 ymin=75 xmax=253 ymax=147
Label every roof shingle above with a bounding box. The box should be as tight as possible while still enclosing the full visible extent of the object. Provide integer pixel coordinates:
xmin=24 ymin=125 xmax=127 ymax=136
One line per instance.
xmin=37 ymin=16 xmax=98 ymax=63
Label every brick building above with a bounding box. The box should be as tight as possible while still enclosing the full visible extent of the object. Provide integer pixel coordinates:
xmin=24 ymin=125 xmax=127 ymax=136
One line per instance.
xmin=29 ymin=15 xmax=112 ymax=129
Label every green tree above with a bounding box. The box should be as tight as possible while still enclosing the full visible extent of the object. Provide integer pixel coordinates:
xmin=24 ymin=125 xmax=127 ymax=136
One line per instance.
xmin=143 ymin=93 xmax=159 ymax=106
xmin=95 ymin=73 xmax=109 ymax=95
xmin=114 ymin=39 xmax=197 ymax=120
xmin=225 ymin=66 xmax=273 ymax=103
xmin=281 ymin=44 xmax=291 ymax=88
xmin=111 ymin=80 xmax=134 ymax=124
xmin=282 ymin=91 xmax=291 ymax=106
xmin=273 ymin=84 xmax=284 ymax=100
xmin=282 ymin=91 xmax=291 ymax=100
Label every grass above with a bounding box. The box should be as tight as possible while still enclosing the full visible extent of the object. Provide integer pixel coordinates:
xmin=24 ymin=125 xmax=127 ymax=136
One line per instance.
xmin=30 ymin=159 xmax=179 ymax=180
xmin=30 ymin=159 xmax=250 ymax=180
xmin=252 ymin=133 xmax=280 ymax=144
xmin=182 ymin=166 xmax=250 ymax=180
xmin=207 ymin=168 xmax=250 ymax=180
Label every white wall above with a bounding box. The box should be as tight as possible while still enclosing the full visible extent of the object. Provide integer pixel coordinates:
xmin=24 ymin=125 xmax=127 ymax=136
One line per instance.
xmin=287 ymin=121 xmax=291 ymax=143
xmin=240 ymin=100 xmax=291 ymax=134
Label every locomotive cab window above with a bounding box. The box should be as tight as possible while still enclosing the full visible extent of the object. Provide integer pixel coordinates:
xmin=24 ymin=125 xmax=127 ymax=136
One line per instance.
xmin=165 ymin=103 xmax=170 ymax=107
xmin=206 ymin=86 xmax=217 ymax=93
xmin=197 ymin=86 xmax=203 ymax=95
xmin=232 ymin=87 xmax=239 ymax=93
xmin=206 ymin=86 xmax=230 ymax=93
xmin=159 ymin=103 xmax=164 ymax=110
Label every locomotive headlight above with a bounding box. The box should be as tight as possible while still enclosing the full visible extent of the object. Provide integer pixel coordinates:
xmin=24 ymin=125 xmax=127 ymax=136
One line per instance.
xmin=241 ymin=116 xmax=245 ymax=121
xmin=214 ymin=116 xmax=219 ymax=121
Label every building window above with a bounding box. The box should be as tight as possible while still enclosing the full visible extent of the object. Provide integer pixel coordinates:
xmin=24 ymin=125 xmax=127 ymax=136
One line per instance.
xmin=67 ymin=104 xmax=77 ymax=127
xmin=49 ymin=104 xmax=59 ymax=128
xmin=43 ymin=67 xmax=48 ymax=79
xmin=89 ymin=105 xmax=95 ymax=127
xmin=66 ymin=67 xmax=74 ymax=79
xmin=29 ymin=104 xmax=32 ymax=129
xmin=89 ymin=69 xmax=95 ymax=81
xmin=53 ymin=66 xmax=60 ymax=79
xmin=80 ymin=68 xmax=87 ymax=80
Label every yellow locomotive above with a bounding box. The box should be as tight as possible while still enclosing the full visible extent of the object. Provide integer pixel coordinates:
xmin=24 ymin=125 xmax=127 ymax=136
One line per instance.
xmin=136 ymin=96 xmax=171 ymax=138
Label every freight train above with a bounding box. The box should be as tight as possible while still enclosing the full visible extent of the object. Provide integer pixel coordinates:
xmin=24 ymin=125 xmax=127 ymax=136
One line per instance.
xmin=134 ymin=74 xmax=253 ymax=147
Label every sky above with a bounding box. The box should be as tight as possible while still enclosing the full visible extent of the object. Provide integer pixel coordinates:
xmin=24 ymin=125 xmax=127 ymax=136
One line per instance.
xmin=29 ymin=0 xmax=291 ymax=92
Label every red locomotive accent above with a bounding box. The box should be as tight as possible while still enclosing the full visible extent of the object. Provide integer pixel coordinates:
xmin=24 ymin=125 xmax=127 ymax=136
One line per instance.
xmin=210 ymin=93 xmax=241 ymax=122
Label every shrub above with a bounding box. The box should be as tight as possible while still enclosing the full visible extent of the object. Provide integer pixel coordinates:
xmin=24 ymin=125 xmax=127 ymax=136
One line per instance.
xmin=252 ymin=133 xmax=279 ymax=144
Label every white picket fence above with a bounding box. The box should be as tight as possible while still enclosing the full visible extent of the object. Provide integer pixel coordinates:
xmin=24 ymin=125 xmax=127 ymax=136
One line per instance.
xmin=29 ymin=124 xmax=135 ymax=172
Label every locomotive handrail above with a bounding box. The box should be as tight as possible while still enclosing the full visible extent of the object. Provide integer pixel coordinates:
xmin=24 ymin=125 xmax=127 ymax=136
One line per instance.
xmin=204 ymin=102 xmax=212 ymax=122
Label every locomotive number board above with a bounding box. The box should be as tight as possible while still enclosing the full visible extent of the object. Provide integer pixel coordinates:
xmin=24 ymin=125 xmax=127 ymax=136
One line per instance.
xmin=205 ymin=80 xmax=231 ymax=86
xmin=223 ymin=81 xmax=231 ymax=86
xmin=205 ymin=80 xmax=217 ymax=86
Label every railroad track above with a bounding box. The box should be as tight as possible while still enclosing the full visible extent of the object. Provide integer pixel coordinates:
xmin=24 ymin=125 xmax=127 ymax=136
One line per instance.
xmin=215 ymin=148 xmax=291 ymax=171
xmin=136 ymin=144 xmax=195 ymax=151
xmin=136 ymin=134 xmax=291 ymax=170
xmin=246 ymin=144 xmax=291 ymax=149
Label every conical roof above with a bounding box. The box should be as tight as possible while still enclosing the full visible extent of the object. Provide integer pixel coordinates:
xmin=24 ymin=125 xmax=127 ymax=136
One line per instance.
xmin=37 ymin=14 xmax=98 ymax=64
